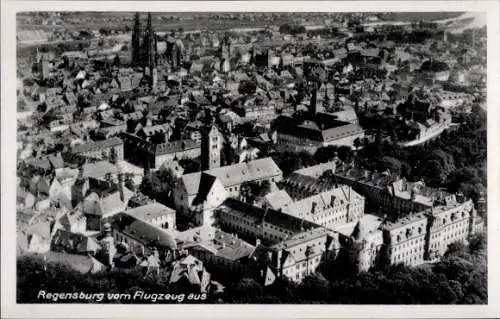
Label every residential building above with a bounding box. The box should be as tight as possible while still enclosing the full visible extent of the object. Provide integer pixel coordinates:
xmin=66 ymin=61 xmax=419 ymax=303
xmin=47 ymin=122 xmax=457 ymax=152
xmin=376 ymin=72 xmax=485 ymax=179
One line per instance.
xmin=71 ymin=137 xmax=124 ymax=162
xmin=279 ymin=185 xmax=365 ymax=230
xmin=124 ymin=202 xmax=176 ymax=230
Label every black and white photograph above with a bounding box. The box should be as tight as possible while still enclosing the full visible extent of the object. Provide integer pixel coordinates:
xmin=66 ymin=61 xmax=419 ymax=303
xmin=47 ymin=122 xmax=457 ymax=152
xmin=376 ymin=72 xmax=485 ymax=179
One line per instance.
xmin=1 ymin=1 xmax=499 ymax=318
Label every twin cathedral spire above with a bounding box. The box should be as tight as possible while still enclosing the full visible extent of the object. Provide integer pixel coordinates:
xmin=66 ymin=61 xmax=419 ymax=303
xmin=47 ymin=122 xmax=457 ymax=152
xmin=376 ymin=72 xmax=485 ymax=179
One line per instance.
xmin=131 ymin=12 xmax=158 ymax=70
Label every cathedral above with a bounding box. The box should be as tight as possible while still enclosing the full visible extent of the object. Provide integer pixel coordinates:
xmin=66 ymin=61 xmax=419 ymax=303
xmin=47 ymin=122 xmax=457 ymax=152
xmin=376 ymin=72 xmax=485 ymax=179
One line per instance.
xmin=131 ymin=12 xmax=158 ymax=70
xmin=131 ymin=12 xmax=158 ymax=91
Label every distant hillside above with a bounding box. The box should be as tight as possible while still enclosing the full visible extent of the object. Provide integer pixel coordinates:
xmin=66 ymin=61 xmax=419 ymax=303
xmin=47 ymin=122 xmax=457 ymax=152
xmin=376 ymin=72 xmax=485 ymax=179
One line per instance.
xmin=380 ymin=12 xmax=464 ymax=22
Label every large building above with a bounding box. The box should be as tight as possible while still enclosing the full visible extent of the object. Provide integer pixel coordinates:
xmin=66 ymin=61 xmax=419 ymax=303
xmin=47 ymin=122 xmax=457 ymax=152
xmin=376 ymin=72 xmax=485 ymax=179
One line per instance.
xmin=131 ymin=12 xmax=158 ymax=70
xmin=71 ymin=138 xmax=124 ymax=163
xmin=216 ymin=198 xmax=337 ymax=283
xmin=123 ymin=202 xmax=176 ymax=231
xmin=424 ymin=193 xmax=479 ymax=261
xmin=264 ymin=228 xmax=336 ymax=283
xmin=336 ymin=214 xmax=385 ymax=272
xmin=331 ymin=163 xmax=433 ymax=218
xmin=131 ymin=12 xmax=158 ymax=91
xmin=278 ymin=185 xmax=365 ymax=230
xmin=174 ymin=157 xmax=283 ymax=225
xmin=275 ymin=113 xmax=364 ymax=154
xmin=381 ymin=212 xmax=429 ymax=266
xmin=121 ymin=133 xmax=200 ymax=170
xmin=216 ymin=198 xmax=321 ymax=245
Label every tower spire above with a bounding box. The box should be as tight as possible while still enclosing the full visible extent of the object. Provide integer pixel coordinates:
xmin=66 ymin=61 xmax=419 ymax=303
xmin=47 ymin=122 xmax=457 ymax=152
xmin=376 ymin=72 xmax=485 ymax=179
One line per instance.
xmin=131 ymin=12 xmax=142 ymax=66
xmin=146 ymin=12 xmax=156 ymax=70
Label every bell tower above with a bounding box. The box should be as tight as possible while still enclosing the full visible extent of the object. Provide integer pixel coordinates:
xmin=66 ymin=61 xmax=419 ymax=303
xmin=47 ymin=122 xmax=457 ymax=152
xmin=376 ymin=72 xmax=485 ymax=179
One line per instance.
xmin=201 ymin=123 xmax=221 ymax=171
xmin=131 ymin=12 xmax=142 ymax=66
xmin=100 ymin=222 xmax=117 ymax=268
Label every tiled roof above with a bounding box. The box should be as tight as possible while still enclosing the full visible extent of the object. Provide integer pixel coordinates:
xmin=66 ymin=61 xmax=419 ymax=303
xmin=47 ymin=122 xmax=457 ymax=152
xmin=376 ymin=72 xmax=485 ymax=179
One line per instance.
xmin=192 ymin=173 xmax=218 ymax=206
xmin=72 ymin=137 xmax=123 ymax=154
xmin=381 ymin=212 xmax=427 ymax=231
xmin=263 ymin=190 xmax=293 ymax=210
xmin=219 ymin=198 xmax=319 ymax=234
xmin=294 ymin=161 xmax=336 ymax=179
xmin=125 ymin=203 xmax=175 ymax=222
xmin=270 ymin=228 xmax=330 ymax=261
xmin=181 ymin=157 xmax=282 ymax=195
xmin=282 ymin=186 xmax=364 ymax=222
xmin=335 ymin=214 xmax=384 ymax=237
xmin=81 ymin=161 xmax=118 ymax=179
xmin=114 ymin=214 xmax=177 ymax=249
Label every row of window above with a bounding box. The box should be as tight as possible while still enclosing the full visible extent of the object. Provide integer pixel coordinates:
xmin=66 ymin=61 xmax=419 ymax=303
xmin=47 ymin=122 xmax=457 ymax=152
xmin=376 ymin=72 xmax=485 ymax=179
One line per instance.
xmin=392 ymin=253 xmax=424 ymax=265
xmin=394 ymin=236 xmax=425 ymax=250
xmin=290 ymin=256 xmax=321 ymax=271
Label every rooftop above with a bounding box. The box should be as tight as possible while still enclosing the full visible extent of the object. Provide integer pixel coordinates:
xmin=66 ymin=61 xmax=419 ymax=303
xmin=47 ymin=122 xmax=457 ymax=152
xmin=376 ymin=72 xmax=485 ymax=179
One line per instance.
xmin=218 ymin=198 xmax=320 ymax=234
xmin=334 ymin=214 xmax=384 ymax=237
xmin=294 ymin=161 xmax=336 ymax=179
xmin=72 ymin=137 xmax=123 ymax=154
xmin=112 ymin=213 xmax=177 ymax=249
xmin=381 ymin=211 xmax=428 ymax=231
xmin=125 ymin=203 xmax=176 ymax=222
xmin=181 ymin=157 xmax=282 ymax=195
xmin=271 ymin=227 xmax=330 ymax=251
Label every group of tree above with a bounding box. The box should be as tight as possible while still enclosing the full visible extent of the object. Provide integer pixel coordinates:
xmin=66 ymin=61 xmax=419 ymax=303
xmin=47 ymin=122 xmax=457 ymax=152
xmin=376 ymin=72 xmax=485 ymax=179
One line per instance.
xmin=239 ymin=180 xmax=271 ymax=203
xmin=278 ymin=24 xmax=307 ymax=35
xmin=307 ymin=105 xmax=487 ymax=206
xmin=17 ymin=254 xmax=215 ymax=304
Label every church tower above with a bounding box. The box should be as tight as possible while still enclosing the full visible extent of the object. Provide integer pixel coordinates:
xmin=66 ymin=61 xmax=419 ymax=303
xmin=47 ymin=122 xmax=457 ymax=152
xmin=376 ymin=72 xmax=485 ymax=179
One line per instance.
xmin=41 ymin=53 xmax=50 ymax=80
xmin=143 ymin=13 xmax=157 ymax=71
xmin=100 ymin=222 xmax=117 ymax=268
xmin=131 ymin=12 xmax=142 ymax=67
xmin=201 ymin=124 xmax=222 ymax=171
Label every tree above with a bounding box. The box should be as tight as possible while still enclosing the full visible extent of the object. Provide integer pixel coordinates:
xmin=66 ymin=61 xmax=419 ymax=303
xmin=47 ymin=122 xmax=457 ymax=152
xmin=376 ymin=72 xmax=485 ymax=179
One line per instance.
xmin=238 ymin=80 xmax=257 ymax=95
xmin=239 ymin=180 xmax=271 ymax=203
xmin=139 ymin=175 xmax=154 ymax=196
xmin=224 ymin=278 xmax=263 ymax=303
xmin=179 ymin=158 xmax=200 ymax=174
xmin=314 ymin=146 xmax=338 ymax=163
xmin=279 ymin=24 xmax=293 ymax=34
xmin=297 ymin=273 xmax=330 ymax=301
xmin=468 ymin=232 xmax=486 ymax=256
xmin=380 ymin=156 xmax=402 ymax=176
